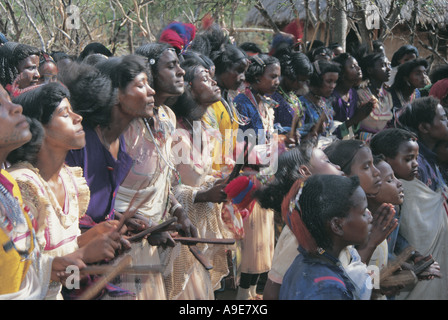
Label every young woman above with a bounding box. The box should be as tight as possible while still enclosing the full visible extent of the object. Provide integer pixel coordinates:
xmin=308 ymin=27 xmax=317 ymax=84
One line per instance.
xmin=232 ymin=53 xmax=281 ymax=300
xmin=386 ymin=45 xmax=419 ymax=87
xmin=297 ymin=59 xmax=340 ymax=143
xmin=331 ymin=53 xmax=374 ymax=139
xmin=270 ymin=48 xmax=313 ymax=135
xmin=389 ymin=58 xmax=429 ymax=126
xmin=279 ymin=174 xmax=372 ymax=300
xmin=356 ymin=53 xmax=393 ymax=142
xmin=60 ymin=55 xmax=157 ymax=299
xmin=0 ymin=83 xmax=83 ymax=299
xmin=7 ymin=82 xmax=123 ymax=300
xmin=0 ymin=42 xmax=41 ymax=97
xmin=169 ymin=57 xmax=231 ymax=299
xmin=193 ymin=26 xmax=250 ymax=171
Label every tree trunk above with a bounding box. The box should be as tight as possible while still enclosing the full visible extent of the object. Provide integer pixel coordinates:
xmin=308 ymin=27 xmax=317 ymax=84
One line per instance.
xmin=331 ymin=0 xmax=347 ymax=50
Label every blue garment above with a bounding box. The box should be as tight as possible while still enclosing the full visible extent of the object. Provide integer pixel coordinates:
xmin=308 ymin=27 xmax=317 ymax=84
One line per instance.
xmin=65 ymin=126 xmax=133 ymax=224
xmin=271 ymin=91 xmax=296 ymax=131
xmin=417 ymin=140 xmax=445 ymax=192
xmin=279 ymin=246 xmax=357 ymax=300
xmin=331 ymin=88 xmax=359 ymax=139
xmin=298 ymin=95 xmax=334 ymax=137
xmin=234 ymin=92 xmax=277 ymax=144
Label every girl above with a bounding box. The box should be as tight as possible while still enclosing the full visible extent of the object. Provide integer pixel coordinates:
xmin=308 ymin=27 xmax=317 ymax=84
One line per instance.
xmin=279 ymin=174 xmax=372 ymax=300
xmin=253 ymin=139 xmax=372 ymax=300
xmin=60 ymin=55 xmax=157 ymax=299
xmin=391 ymin=98 xmax=448 ymax=299
xmin=7 ymin=82 xmax=122 ymax=299
xmin=193 ymin=26 xmax=250 ymax=172
xmin=324 ymin=139 xmax=398 ymax=265
xmin=270 ymin=48 xmax=313 ymax=135
xmin=0 ymin=83 xmax=87 ymax=299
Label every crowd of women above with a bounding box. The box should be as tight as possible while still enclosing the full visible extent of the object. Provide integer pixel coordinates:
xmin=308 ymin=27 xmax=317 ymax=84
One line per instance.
xmin=1 ymin=20 xmax=448 ymax=301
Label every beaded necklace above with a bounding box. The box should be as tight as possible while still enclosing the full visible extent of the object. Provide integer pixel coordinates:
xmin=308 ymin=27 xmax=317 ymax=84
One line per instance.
xmin=278 ymin=86 xmax=305 ymax=123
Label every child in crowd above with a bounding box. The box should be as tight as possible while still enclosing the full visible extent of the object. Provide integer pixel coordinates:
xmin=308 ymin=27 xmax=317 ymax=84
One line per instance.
xmin=324 ymin=139 xmax=398 ymax=266
xmin=279 ymin=174 xmax=372 ymax=300
xmin=255 ymin=139 xmax=372 ymax=300
xmin=370 ymin=124 xmax=445 ymax=300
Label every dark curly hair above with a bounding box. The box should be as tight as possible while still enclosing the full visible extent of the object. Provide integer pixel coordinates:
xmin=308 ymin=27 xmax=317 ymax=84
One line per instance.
xmin=324 ymin=139 xmax=367 ymax=175
xmin=58 ymin=61 xmax=116 ymax=128
xmin=308 ymin=59 xmax=340 ymax=88
xmin=7 ymin=82 xmax=70 ymax=164
xmin=96 ymin=54 xmax=152 ymax=90
xmin=390 ymin=58 xmax=429 ymax=93
xmin=275 ymin=47 xmax=313 ymax=82
xmin=370 ymin=128 xmax=417 ymax=159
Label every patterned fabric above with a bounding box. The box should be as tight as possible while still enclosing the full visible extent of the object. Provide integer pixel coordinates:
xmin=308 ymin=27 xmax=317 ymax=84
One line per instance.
xmin=271 ymin=88 xmax=304 ymax=132
xmin=8 ymin=162 xmax=90 ymax=299
xmin=299 ymin=94 xmax=335 ymax=138
xmin=0 ymin=170 xmax=53 ymax=299
xmin=357 ymin=83 xmax=393 ymax=134
xmin=113 ymin=106 xmax=177 ymax=300
xmin=234 ymin=88 xmax=277 ymax=145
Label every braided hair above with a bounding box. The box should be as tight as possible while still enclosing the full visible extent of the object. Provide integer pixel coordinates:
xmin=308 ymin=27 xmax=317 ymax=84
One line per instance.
xmin=274 ymin=46 xmax=313 ymax=82
xmin=0 ymin=42 xmax=40 ymax=87
xmin=298 ymin=174 xmax=361 ymax=251
xmin=324 ymin=139 xmax=366 ymax=175
xmin=245 ymin=54 xmax=279 ymax=85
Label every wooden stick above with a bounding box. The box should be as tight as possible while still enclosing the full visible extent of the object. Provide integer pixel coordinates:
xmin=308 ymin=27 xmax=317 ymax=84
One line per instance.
xmin=380 ymin=270 xmax=417 ymax=288
xmin=78 ymin=255 xmax=132 ymax=300
xmin=82 ymin=264 xmax=163 ymax=275
xmin=174 ymin=237 xmax=235 ymax=246
xmin=189 ymin=245 xmax=213 ymax=270
xmin=380 ymin=246 xmax=415 ymax=281
xmin=126 ymin=217 xmax=178 ymax=242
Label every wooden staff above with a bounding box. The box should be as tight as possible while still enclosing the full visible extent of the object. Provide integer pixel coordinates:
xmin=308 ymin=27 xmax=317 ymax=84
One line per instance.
xmin=174 ymin=237 xmax=235 ymax=246
xmin=78 ymin=254 xmax=133 ymax=300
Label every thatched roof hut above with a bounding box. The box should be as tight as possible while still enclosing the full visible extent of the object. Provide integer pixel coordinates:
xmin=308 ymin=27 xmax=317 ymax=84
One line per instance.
xmin=244 ymin=0 xmax=448 ymax=62
xmin=244 ymin=0 xmax=448 ymax=28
